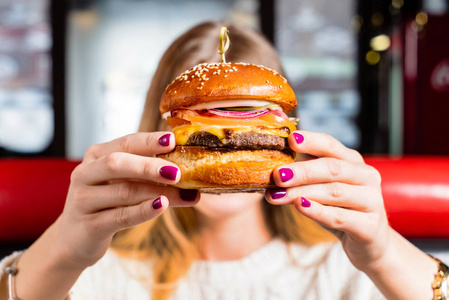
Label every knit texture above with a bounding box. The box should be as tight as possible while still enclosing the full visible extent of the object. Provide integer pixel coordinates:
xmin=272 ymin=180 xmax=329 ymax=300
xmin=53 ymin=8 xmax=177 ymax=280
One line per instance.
xmin=69 ymin=239 xmax=385 ymax=300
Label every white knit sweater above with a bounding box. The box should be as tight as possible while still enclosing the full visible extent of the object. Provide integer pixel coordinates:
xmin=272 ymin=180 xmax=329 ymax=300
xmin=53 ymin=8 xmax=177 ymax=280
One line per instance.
xmin=1 ymin=239 xmax=385 ymax=300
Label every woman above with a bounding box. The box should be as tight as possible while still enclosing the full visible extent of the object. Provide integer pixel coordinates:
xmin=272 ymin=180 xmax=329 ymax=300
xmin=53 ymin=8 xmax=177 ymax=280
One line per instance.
xmin=0 ymin=21 xmax=444 ymax=300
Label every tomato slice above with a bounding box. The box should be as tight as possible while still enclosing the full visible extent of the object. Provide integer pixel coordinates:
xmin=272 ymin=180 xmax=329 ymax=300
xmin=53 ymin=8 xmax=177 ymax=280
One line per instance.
xmin=167 ymin=117 xmax=190 ymax=128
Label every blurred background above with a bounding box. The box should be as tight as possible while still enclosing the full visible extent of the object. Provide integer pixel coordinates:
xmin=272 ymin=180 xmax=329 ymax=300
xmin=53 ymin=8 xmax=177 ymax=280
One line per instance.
xmin=0 ymin=0 xmax=448 ymax=159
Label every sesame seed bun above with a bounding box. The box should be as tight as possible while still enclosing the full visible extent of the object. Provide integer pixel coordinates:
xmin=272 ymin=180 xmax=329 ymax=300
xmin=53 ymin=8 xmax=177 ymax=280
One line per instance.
xmin=158 ymin=62 xmax=297 ymax=193
xmin=160 ymin=62 xmax=297 ymax=115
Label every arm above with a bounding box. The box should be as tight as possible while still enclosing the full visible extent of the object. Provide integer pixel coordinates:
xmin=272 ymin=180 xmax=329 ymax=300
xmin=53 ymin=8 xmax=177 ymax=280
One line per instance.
xmin=0 ymin=132 xmax=199 ymax=300
xmin=1 ymin=222 xmax=87 ymax=300
xmin=361 ymin=229 xmax=437 ymax=300
xmin=265 ymin=130 xmax=439 ymax=300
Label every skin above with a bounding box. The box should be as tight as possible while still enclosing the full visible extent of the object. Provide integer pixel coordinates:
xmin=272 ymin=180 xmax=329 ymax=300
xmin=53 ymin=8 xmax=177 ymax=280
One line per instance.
xmin=0 ymin=130 xmax=438 ymax=300
xmin=195 ymin=192 xmax=272 ymax=261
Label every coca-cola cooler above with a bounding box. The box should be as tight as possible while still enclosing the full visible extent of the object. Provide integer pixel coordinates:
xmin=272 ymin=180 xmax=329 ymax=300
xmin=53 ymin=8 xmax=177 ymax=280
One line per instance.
xmin=403 ymin=11 xmax=449 ymax=155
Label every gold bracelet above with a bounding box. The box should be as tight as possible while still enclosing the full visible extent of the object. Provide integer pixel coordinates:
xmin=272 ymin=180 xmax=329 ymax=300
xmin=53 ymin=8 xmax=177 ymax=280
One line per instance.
xmin=4 ymin=253 xmax=23 ymax=300
xmin=430 ymin=255 xmax=449 ymax=300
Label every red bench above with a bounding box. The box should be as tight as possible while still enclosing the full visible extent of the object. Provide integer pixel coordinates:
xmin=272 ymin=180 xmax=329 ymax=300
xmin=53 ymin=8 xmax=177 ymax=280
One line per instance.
xmin=1 ymin=157 xmax=449 ymax=244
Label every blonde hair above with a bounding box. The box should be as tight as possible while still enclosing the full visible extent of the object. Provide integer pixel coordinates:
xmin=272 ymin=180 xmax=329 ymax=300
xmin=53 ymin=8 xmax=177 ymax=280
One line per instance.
xmin=111 ymin=21 xmax=334 ymax=300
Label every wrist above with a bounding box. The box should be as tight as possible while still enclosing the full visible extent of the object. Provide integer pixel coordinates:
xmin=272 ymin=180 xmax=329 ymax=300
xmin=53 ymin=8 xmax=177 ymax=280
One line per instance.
xmin=361 ymin=229 xmax=437 ymax=300
xmin=358 ymin=228 xmax=397 ymax=276
xmin=13 ymin=225 xmax=86 ymax=300
xmin=18 ymin=218 xmax=89 ymax=283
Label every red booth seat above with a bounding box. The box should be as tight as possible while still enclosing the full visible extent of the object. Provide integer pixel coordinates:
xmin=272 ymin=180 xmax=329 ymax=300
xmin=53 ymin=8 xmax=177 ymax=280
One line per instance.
xmin=364 ymin=156 xmax=449 ymax=239
xmin=0 ymin=159 xmax=79 ymax=242
xmin=0 ymin=156 xmax=449 ymax=243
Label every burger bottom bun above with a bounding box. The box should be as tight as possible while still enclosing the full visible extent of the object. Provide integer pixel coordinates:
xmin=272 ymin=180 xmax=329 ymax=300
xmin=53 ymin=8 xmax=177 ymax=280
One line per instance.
xmin=157 ymin=146 xmax=295 ymax=193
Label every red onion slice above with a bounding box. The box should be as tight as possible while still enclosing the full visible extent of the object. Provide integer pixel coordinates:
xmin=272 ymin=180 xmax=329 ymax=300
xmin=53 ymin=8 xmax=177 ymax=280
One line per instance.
xmin=268 ymin=109 xmax=289 ymax=119
xmin=206 ymin=108 xmax=270 ymax=119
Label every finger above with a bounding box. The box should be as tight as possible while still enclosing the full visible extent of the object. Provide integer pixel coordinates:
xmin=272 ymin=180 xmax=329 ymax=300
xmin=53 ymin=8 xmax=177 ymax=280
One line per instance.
xmin=273 ymin=157 xmax=381 ymax=187
xmin=83 ymin=132 xmax=175 ymax=163
xmin=79 ymin=183 xmax=199 ymax=212
xmin=75 ymin=153 xmax=181 ymax=185
xmin=293 ymin=197 xmax=377 ymax=242
xmin=289 ymin=131 xmax=364 ymax=164
xmin=94 ymin=196 xmax=169 ymax=234
xmin=266 ymin=184 xmax=380 ymax=212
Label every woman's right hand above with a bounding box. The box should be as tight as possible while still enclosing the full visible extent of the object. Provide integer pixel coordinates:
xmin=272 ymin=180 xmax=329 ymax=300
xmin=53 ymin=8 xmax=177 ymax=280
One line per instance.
xmin=54 ymin=131 xmax=199 ymax=269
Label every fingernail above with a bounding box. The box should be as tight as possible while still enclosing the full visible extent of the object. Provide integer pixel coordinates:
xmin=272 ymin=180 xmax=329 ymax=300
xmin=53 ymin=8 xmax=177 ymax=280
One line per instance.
xmin=279 ymin=168 xmax=294 ymax=182
xmin=160 ymin=166 xmax=179 ymax=181
xmin=270 ymin=188 xmax=287 ymax=199
xmin=180 ymin=189 xmax=198 ymax=201
xmin=152 ymin=197 xmax=163 ymax=209
xmin=158 ymin=134 xmax=171 ymax=146
xmin=301 ymin=197 xmax=311 ymax=208
xmin=293 ymin=132 xmax=304 ymax=144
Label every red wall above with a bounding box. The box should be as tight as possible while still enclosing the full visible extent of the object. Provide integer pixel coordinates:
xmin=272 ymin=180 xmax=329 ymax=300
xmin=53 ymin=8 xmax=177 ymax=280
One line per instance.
xmin=403 ymin=14 xmax=449 ymax=154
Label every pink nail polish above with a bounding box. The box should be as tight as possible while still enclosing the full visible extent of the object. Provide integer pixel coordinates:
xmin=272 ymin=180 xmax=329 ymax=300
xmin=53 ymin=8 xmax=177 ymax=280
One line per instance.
xmin=279 ymin=168 xmax=294 ymax=182
xmin=293 ymin=132 xmax=304 ymax=144
xmin=270 ymin=188 xmax=287 ymax=199
xmin=301 ymin=197 xmax=311 ymax=208
xmin=158 ymin=134 xmax=171 ymax=146
xmin=152 ymin=197 xmax=162 ymax=209
xmin=180 ymin=189 xmax=198 ymax=201
xmin=160 ymin=166 xmax=178 ymax=181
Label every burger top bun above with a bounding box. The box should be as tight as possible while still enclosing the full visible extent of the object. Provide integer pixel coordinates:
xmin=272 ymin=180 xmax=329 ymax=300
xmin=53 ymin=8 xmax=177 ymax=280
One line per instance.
xmin=160 ymin=62 xmax=297 ymax=115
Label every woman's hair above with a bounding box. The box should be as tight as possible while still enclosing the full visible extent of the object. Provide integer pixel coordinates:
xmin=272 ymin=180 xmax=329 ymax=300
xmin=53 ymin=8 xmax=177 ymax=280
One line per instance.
xmin=111 ymin=21 xmax=334 ymax=300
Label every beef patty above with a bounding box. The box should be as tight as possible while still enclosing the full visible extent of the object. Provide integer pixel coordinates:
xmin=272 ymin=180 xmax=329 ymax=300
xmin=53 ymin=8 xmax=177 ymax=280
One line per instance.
xmin=185 ymin=131 xmax=289 ymax=151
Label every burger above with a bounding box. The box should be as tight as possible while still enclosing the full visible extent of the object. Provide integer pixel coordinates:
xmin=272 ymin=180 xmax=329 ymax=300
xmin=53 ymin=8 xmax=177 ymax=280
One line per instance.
xmin=158 ymin=62 xmax=298 ymax=193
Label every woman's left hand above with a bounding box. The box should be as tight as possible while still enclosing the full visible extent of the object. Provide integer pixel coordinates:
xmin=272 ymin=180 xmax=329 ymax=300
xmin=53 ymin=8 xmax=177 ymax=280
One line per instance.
xmin=265 ymin=130 xmax=391 ymax=271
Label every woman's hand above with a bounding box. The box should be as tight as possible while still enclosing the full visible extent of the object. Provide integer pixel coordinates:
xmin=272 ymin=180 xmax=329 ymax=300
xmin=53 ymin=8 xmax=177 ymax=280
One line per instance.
xmin=265 ymin=130 xmax=390 ymax=270
xmin=8 ymin=132 xmax=200 ymax=300
xmin=55 ymin=132 xmax=200 ymax=269
xmin=265 ymin=130 xmax=440 ymax=300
